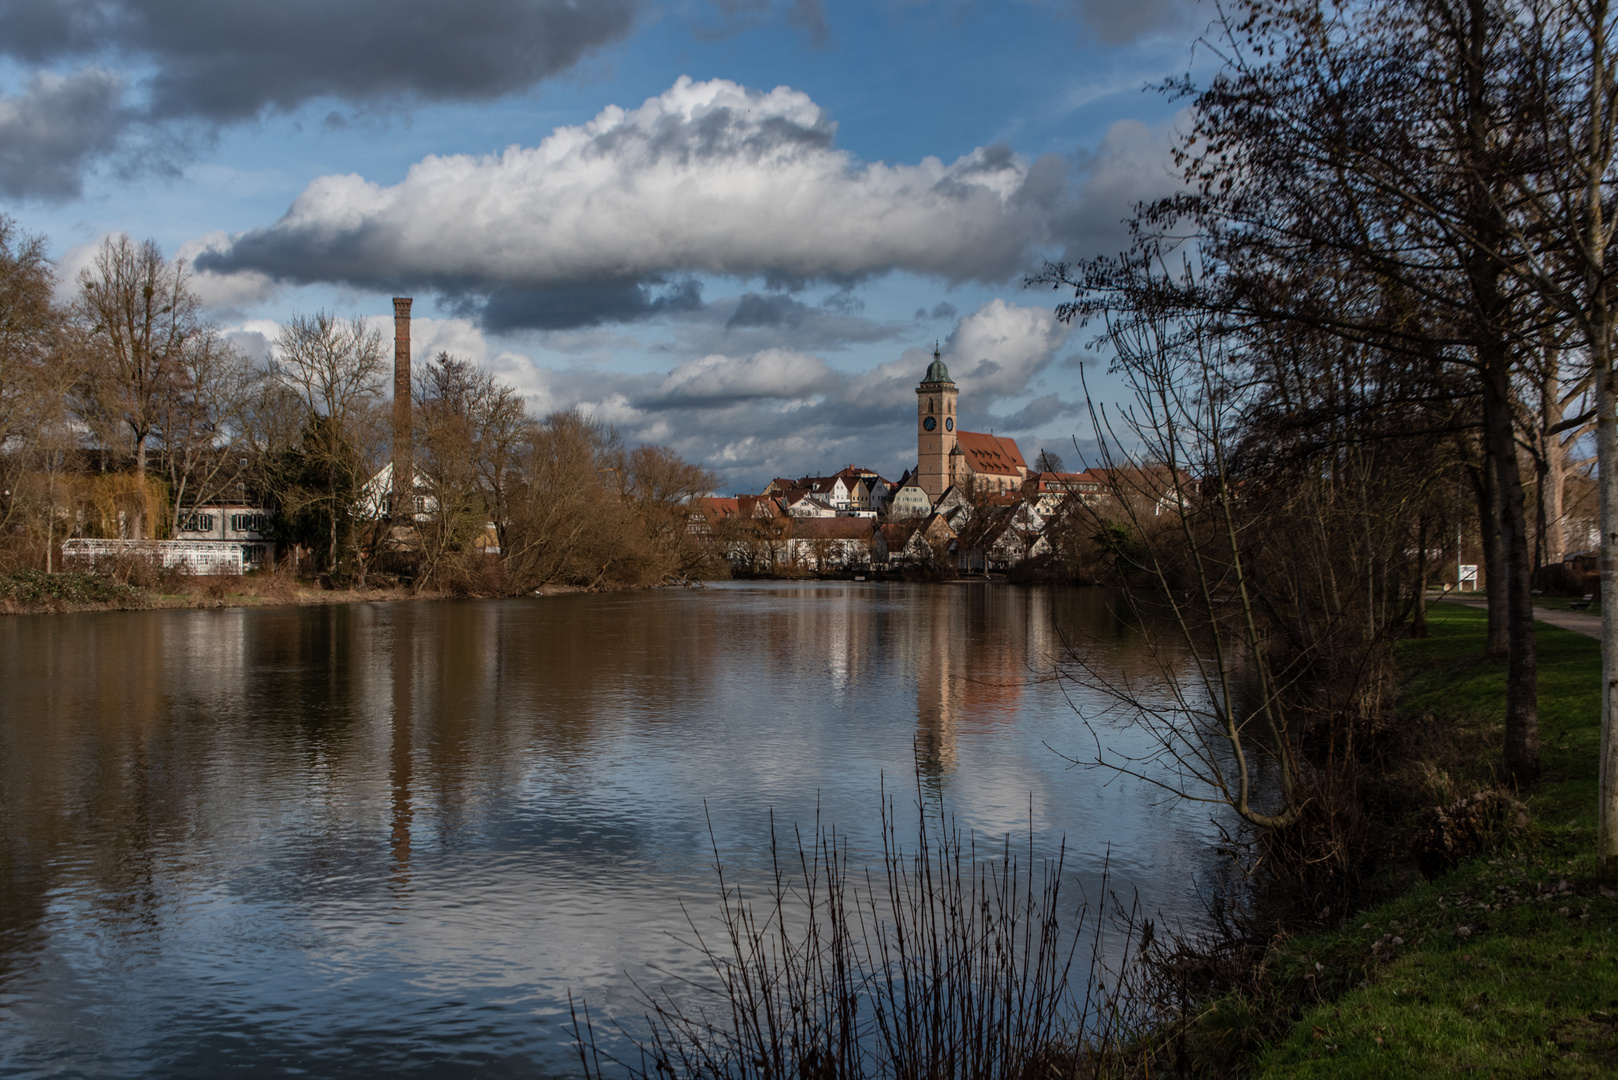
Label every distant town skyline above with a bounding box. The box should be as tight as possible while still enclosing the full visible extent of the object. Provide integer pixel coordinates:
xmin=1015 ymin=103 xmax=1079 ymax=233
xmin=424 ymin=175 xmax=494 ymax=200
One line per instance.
xmin=0 ymin=0 xmax=1212 ymax=492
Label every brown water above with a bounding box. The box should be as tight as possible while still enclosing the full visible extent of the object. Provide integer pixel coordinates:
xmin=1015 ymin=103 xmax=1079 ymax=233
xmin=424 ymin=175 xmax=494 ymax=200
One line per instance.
xmin=0 ymin=582 xmax=1220 ymax=1078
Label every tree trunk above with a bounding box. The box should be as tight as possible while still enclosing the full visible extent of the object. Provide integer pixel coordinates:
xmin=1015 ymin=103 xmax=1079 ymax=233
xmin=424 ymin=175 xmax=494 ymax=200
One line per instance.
xmin=1475 ymin=462 xmax=1508 ymax=654
xmin=1540 ymin=364 xmax=1564 ymax=567
xmin=1484 ymin=362 xmax=1540 ymax=785
xmin=1597 ymin=358 xmax=1618 ymax=874
xmin=1414 ymin=514 xmax=1429 ymax=638
xmin=1547 ymin=431 xmax=1568 ymax=565
xmin=132 ymin=434 xmax=147 ymax=540
xmin=329 ymin=479 xmax=340 ymax=572
xmin=1454 ymin=0 xmax=1536 ymax=784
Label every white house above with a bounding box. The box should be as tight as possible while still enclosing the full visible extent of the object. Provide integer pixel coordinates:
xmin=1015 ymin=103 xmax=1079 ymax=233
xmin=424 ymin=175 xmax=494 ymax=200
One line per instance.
xmin=173 ymin=504 xmax=277 ymax=569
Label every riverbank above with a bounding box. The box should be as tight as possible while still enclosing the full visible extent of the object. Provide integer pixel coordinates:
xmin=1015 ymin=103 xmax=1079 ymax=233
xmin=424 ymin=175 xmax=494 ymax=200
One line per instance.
xmin=1197 ymin=604 xmax=1616 ymax=1077
xmin=0 ymin=568 xmax=599 ymax=615
xmin=0 ymin=568 xmax=406 ymax=614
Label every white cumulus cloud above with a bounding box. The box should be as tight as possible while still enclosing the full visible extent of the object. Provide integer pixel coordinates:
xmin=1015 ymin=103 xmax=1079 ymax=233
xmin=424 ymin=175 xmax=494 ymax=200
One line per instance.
xmin=198 ymin=77 xmax=1088 ymax=329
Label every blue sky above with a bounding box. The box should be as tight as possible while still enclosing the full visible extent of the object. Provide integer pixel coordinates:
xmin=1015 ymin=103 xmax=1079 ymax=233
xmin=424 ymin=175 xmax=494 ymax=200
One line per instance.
xmin=0 ymin=0 xmax=1211 ymax=492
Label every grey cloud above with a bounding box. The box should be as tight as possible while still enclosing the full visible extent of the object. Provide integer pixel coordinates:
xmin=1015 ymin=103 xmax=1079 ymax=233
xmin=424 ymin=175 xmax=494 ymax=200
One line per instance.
xmin=649 ymin=349 xmax=834 ymax=407
xmin=820 ymin=289 xmax=863 ymax=315
xmin=483 ymin=278 xmax=704 ymax=332
xmin=986 ymin=393 xmax=1074 ymax=432
xmin=1051 ymin=117 xmax=1185 ymax=262
xmin=1069 ymin=0 xmax=1203 ymax=45
xmin=224 ymin=328 xmax=273 ymax=365
xmin=727 ymin=292 xmax=809 ymax=329
xmin=786 ymin=0 xmax=831 ymax=47
xmin=0 ymin=1 xmax=642 ymax=122
xmin=0 ymin=67 xmax=123 ymax=200
xmin=694 ymin=0 xmax=827 ymax=45
xmin=930 ymin=302 xmax=957 ymax=320
xmin=685 ymin=293 xmax=901 ymax=355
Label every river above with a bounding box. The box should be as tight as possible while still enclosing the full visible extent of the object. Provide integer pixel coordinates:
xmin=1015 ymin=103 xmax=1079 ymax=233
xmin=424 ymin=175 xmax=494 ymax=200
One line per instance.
xmin=0 ymin=582 xmax=1223 ymax=1078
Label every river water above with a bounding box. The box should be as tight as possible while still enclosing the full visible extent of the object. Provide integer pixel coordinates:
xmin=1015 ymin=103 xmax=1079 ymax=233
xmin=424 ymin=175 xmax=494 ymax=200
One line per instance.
xmin=0 ymin=582 xmax=1222 ymax=1078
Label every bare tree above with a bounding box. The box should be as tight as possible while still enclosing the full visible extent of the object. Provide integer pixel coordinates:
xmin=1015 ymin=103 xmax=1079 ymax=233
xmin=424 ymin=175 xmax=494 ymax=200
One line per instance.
xmin=501 ymin=410 xmax=626 ymax=590
xmin=269 ymin=312 xmax=387 ymax=571
xmin=1470 ymin=0 xmax=1618 ymax=872
xmin=1040 ymin=0 xmax=1555 ymax=783
xmin=624 ymin=443 xmax=722 ymax=581
xmin=413 ymin=351 xmax=529 ymax=588
xmin=156 ymin=329 xmax=261 ymax=532
xmin=74 ymin=236 xmax=203 ymax=537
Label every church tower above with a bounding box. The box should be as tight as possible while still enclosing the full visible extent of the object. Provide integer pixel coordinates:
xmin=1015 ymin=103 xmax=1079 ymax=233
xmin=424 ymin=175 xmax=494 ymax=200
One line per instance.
xmin=916 ymin=346 xmax=958 ymax=500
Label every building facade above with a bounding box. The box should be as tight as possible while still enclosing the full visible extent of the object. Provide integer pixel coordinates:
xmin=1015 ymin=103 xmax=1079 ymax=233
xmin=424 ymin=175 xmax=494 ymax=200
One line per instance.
xmin=915 ymin=347 xmax=960 ymax=500
xmin=914 ymin=349 xmax=1028 ymax=498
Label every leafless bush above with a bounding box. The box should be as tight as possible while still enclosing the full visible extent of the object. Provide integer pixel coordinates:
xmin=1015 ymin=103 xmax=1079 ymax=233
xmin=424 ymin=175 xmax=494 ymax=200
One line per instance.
xmin=571 ymin=791 xmax=1161 ymax=1080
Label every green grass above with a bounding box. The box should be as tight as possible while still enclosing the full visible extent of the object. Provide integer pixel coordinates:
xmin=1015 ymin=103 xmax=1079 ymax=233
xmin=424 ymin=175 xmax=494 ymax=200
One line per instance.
xmin=1533 ymin=596 xmax=1603 ymax=615
xmin=1438 ymin=588 xmax=1603 ymax=615
xmin=1240 ymin=604 xmax=1618 ymax=1077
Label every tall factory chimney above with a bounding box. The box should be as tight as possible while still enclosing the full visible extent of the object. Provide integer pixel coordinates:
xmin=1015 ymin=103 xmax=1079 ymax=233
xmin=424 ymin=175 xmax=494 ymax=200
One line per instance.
xmin=391 ymin=297 xmax=413 ymax=517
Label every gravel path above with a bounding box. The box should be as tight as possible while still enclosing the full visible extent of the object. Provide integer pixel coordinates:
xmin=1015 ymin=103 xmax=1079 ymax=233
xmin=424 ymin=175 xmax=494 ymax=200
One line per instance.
xmin=1438 ymin=597 xmax=1601 ymax=640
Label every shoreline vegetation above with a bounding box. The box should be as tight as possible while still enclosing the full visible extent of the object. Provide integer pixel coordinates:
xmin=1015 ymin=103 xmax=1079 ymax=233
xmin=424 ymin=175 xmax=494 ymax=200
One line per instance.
xmin=1167 ymin=602 xmax=1615 ymax=1077
xmin=569 ymin=601 xmax=1612 ymax=1079
xmin=0 ymin=566 xmax=608 ymax=616
xmin=0 ymin=562 xmax=1094 ymax=617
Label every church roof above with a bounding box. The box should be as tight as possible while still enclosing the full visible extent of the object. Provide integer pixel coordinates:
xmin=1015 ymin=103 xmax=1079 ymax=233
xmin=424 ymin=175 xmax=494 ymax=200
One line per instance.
xmin=921 ymin=347 xmax=954 ymax=385
xmin=954 ymin=430 xmax=1028 ymax=477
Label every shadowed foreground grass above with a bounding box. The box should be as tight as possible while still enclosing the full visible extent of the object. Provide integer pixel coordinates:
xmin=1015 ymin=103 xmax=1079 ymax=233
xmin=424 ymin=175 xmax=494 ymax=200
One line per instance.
xmin=1243 ymin=604 xmax=1618 ymax=1077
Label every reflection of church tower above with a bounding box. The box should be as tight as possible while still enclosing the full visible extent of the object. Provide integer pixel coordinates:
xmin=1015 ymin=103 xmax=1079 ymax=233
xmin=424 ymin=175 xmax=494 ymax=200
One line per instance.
xmin=914 ymin=588 xmax=1041 ymax=781
xmin=916 ymin=347 xmax=958 ymax=500
xmin=915 ymin=588 xmax=961 ymax=779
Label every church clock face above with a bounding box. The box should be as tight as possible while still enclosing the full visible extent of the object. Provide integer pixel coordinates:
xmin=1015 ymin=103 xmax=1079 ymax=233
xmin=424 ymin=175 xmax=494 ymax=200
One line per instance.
xmin=923 ymin=416 xmax=937 ymax=431
xmin=944 ymin=417 xmax=954 ymax=431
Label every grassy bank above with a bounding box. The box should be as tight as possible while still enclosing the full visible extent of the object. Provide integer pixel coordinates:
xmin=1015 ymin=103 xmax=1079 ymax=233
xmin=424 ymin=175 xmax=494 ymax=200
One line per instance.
xmin=0 ymin=568 xmax=419 ymax=614
xmin=0 ymin=567 xmax=621 ymax=615
xmin=1209 ymin=604 xmax=1617 ymax=1077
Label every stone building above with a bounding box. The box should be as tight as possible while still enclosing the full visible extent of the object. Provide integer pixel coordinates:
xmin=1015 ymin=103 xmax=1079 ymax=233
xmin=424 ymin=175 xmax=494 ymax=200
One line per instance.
xmin=913 ymin=348 xmax=1027 ymax=499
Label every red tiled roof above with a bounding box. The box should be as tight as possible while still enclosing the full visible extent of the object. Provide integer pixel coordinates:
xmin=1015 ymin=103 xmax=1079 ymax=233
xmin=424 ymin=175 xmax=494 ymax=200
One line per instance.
xmin=954 ymin=430 xmax=1027 ymax=477
xmin=1027 ymin=470 xmax=1104 ymax=494
xmin=788 ymin=518 xmax=877 ymax=540
xmin=738 ymin=495 xmax=785 ymax=518
xmin=698 ymin=496 xmax=741 ymax=520
xmin=699 ymin=495 xmax=785 ymax=521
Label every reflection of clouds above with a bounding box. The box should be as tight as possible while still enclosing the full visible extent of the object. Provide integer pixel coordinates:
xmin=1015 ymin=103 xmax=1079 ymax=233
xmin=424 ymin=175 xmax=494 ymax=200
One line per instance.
xmin=0 ymin=585 xmax=1225 ymax=1076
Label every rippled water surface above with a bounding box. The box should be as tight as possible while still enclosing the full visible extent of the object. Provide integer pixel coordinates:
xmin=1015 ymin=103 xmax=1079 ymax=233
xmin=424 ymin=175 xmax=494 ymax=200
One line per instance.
xmin=0 ymin=582 xmax=1221 ymax=1078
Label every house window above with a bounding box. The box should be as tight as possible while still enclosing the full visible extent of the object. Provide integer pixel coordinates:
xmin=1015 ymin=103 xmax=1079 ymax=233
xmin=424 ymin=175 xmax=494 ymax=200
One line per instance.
xmin=231 ymin=513 xmax=271 ymax=533
xmin=181 ymin=513 xmax=215 ymax=532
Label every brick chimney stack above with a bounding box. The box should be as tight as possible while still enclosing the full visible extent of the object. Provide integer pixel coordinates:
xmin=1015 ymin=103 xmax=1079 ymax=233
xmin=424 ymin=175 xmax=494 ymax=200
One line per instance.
xmin=392 ymin=297 xmax=412 ymax=517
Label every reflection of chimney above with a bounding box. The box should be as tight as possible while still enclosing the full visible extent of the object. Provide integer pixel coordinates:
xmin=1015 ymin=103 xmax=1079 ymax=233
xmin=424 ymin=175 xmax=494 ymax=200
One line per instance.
xmin=392 ymin=297 xmax=412 ymax=516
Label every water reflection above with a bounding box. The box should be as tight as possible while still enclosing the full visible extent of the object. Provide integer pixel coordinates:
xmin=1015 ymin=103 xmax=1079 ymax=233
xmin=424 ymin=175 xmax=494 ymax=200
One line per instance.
xmin=0 ymin=584 xmax=1218 ymax=1078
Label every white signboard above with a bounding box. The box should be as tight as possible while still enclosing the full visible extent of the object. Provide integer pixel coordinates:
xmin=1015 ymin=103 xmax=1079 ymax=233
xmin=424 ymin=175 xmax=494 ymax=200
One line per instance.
xmin=1459 ymin=564 xmax=1478 ymax=589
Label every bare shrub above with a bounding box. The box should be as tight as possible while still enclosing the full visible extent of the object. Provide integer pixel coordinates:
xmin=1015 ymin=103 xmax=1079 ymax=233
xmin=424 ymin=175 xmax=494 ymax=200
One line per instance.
xmin=431 ymin=551 xmax=510 ymax=597
xmin=571 ymin=792 xmax=1158 ymax=1080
